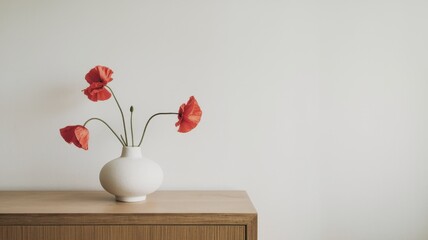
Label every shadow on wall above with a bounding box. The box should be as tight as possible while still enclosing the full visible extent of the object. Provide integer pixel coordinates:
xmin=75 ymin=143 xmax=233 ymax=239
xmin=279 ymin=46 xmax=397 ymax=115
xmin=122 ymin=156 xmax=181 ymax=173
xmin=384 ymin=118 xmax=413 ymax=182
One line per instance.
xmin=15 ymin=77 xmax=84 ymax=117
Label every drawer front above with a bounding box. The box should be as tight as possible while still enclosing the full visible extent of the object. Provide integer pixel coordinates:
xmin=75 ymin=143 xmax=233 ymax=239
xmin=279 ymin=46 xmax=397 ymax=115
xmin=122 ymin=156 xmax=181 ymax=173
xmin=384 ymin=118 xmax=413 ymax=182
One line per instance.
xmin=1 ymin=225 xmax=246 ymax=240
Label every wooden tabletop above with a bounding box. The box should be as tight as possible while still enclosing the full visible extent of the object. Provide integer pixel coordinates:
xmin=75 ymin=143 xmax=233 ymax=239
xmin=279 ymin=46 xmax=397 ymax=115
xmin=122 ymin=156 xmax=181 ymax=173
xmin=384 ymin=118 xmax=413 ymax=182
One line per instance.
xmin=0 ymin=191 xmax=257 ymax=214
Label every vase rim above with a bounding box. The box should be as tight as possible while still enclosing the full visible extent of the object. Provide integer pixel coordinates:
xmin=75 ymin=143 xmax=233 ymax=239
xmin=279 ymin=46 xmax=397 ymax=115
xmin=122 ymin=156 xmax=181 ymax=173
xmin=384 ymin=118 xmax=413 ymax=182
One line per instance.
xmin=120 ymin=146 xmax=142 ymax=158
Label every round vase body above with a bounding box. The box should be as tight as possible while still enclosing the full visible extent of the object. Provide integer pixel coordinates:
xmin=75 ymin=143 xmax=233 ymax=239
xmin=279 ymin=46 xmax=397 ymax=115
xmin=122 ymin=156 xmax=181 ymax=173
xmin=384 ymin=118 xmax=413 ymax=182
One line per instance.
xmin=99 ymin=147 xmax=163 ymax=202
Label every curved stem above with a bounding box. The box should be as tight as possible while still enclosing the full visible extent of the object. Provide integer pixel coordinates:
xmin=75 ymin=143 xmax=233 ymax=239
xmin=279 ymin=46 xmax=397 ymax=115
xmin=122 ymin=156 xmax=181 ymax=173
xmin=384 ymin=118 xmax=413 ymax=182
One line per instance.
xmin=137 ymin=112 xmax=178 ymax=147
xmin=84 ymin=118 xmax=125 ymax=146
xmin=106 ymin=85 xmax=128 ymax=146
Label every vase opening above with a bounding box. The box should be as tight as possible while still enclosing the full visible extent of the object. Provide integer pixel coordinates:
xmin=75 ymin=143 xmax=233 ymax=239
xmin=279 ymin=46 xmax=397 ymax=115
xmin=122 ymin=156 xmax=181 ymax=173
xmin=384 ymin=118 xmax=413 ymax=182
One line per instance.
xmin=120 ymin=147 xmax=142 ymax=158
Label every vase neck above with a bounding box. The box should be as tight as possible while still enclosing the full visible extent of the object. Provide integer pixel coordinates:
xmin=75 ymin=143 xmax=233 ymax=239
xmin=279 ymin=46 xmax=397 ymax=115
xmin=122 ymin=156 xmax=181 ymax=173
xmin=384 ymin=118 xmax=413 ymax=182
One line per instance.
xmin=121 ymin=147 xmax=142 ymax=158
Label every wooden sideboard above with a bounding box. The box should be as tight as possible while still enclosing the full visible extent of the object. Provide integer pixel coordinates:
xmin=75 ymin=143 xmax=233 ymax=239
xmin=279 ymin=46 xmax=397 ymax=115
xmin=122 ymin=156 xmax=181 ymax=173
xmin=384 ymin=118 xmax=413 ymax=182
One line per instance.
xmin=0 ymin=191 xmax=257 ymax=240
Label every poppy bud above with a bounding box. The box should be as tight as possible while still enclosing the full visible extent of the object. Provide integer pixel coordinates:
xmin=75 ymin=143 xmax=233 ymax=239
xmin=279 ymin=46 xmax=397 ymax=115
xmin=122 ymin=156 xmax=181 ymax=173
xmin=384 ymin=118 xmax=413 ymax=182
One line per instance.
xmin=130 ymin=106 xmax=134 ymax=112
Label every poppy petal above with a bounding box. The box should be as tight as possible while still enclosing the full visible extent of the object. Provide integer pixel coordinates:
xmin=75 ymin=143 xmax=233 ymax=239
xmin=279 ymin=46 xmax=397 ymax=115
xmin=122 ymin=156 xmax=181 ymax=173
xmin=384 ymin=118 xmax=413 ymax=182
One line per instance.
xmin=85 ymin=65 xmax=113 ymax=84
xmin=176 ymin=96 xmax=202 ymax=133
xmin=74 ymin=126 xmax=89 ymax=150
xmin=85 ymin=68 xmax=101 ymax=84
xmin=178 ymin=121 xmax=197 ymax=133
xmin=60 ymin=126 xmax=77 ymax=144
xmin=175 ymin=104 xmax=185 ymax=127
xmin=97 ymin=66 xmax=113 ymax=83
xmin=83 ymin=82 xmax=111 ymax=102
xmin=60 ymin=125 xmax=89 ymax=150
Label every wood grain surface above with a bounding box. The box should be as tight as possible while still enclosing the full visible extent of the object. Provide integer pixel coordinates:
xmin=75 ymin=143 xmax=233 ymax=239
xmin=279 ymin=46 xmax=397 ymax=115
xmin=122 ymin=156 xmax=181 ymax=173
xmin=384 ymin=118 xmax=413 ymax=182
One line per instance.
xmin=0 ymin=225 xmax=245 ymax=240
xmin=0 ymin=191 xmax=256 ymax=214
xmin=0 ymin=191 xmax=257 ymax=240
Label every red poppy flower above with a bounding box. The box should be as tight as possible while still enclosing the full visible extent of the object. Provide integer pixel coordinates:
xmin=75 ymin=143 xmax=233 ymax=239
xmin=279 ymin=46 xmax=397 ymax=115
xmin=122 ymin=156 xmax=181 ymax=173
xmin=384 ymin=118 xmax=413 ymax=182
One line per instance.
xmin=60 ymin=125 xmax=89 ymax=150
xmin=83 ymin=82 xmax=112 ymax=101
xmin=83 ymin=65 xmax=113 ymax=102
xmin=175 ymin=96 xmax=202 ymax=133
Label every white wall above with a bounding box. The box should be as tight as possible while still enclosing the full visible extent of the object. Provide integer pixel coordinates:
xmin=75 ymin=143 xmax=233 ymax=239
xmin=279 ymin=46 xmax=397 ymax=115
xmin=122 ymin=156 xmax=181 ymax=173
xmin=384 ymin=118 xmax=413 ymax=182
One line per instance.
xmin=1 ymin=0 xmax=428 ymax=239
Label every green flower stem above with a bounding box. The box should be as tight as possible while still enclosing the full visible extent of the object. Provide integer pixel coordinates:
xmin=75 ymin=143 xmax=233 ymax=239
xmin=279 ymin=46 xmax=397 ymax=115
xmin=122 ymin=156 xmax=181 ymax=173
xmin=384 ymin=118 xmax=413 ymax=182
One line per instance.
xmin=130 ymin=107 xmax=135 ymax=147
xmin=137 ymin=112 xmax=178 ymax=147
xmin=106 ymin=85 xmax=128 ymax=146
xmin=83 ymin=118 xmax=125 ymax=146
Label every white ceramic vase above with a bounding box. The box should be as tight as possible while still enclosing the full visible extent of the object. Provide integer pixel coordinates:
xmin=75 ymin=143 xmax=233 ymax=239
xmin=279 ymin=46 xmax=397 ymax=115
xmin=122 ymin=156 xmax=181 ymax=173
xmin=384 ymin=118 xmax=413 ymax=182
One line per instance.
xmin=99 ymin=147 xmax=163 ymax=202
